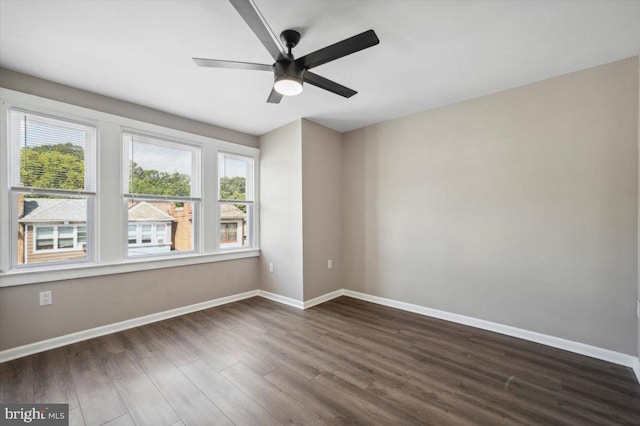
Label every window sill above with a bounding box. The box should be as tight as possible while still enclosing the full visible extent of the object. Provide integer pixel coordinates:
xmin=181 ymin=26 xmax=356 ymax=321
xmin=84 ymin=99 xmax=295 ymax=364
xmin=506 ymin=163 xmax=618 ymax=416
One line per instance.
xmin=0 ymin=249 xmax=260 ymax=288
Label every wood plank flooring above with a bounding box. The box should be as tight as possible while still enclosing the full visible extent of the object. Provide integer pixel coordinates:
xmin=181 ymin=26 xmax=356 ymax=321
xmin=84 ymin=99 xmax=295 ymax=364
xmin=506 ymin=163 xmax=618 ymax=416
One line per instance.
xmin=1 ymin=296 xmax=639 ymax=425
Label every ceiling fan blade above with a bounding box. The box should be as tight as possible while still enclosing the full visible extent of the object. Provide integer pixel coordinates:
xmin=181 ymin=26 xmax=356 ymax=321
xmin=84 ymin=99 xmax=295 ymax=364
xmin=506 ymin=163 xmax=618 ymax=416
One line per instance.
xmin=193 ymin=58 xmax=273 ymax=71
xmin=267 ymin=88 xmax=283 ymax=104
xmin=229 ymin=0 xmax=285 ymax=61
xmin=296 ymin=30 xmax=379 ymax=70
xmin=304 ymin=72 xmax=357 ymax=98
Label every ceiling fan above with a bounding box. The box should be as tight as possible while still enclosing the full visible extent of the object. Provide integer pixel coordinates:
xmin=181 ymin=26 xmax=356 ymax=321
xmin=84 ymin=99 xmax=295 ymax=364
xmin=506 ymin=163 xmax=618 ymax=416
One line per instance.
xmin=193 ymin=0 xmax=380 ymax=103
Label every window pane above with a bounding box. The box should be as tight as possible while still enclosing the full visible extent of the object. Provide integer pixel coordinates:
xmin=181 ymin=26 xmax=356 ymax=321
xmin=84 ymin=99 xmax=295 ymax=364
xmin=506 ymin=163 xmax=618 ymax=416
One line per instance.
xmin=141 ymin=224 xmax=152 ymax=243
xmin=124 ymin=134 xmax=196 ymax=197
xmin=58 ymin=226 xmax=74 ymax=249
xmin=128 ymin=224 xmax=137 ymax=244
xmin=156 ymin=225 xmax=166 ymax=243
xmin=127 ymin=201 xmax=193 ymax=257
xmin=219 ymin=203 xmax=250 ymax=249
xmin=220 ymin=223 xmax=238 ymax=243
xmin=77 ymin=226 xmax=87 ymax=245
xmin=10 ymin=109 xmax=96 ymax=191
xmin=18 ymin=194 xmax=89 ymax=265
xmin=219 ymin=153 xmax=252 ymax=201
xmin=36 ymin=226 xmax=54 ymax=250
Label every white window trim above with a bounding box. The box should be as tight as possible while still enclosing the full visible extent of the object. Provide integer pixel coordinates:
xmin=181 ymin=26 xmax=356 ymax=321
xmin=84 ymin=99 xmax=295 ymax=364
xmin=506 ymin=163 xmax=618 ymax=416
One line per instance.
xmin=0 ymin=88 xmax=260 ymax=288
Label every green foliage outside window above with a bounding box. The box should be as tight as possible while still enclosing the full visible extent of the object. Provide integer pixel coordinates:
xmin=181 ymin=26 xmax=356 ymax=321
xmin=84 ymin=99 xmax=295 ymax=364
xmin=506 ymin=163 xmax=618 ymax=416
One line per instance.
xmin=20 ymin=143 xmax=84 ymax=190
xmin=20 ymin=143 xmax=192 ymax=200
xmin=219 ymin=176 xmax=245 ymax=201
xmin=130 ymin=162 xmax=190 ymax=197
xmin=220 ymin=176 xmax=246 ymax=212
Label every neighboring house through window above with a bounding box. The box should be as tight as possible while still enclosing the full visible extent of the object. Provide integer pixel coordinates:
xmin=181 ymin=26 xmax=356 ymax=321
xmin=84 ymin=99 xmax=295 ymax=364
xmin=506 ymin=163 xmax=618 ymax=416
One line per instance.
xmin=17 ymin=199 xmax=227 ymax=263
xmin=219 ymin=204 xmax=246 ymax=246
xmin=126 ymin=201 xmax=174 ymax=256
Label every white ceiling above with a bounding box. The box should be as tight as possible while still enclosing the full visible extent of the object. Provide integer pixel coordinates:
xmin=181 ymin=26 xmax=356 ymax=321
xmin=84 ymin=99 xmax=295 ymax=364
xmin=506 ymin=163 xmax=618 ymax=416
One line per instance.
xmin=1 ymin=1 xmax=639 ymax=136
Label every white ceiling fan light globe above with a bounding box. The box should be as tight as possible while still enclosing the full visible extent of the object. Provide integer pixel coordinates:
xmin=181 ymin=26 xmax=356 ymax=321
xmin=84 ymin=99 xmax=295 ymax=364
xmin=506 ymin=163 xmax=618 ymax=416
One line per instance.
xmin=274 ymin=76 xmax=303 ymax=96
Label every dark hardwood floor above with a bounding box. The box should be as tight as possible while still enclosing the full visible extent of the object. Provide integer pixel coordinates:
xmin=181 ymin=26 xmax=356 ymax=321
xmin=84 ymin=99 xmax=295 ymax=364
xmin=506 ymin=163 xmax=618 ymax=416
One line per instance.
xmin=1 ymin=296 xmax=639 ymax=425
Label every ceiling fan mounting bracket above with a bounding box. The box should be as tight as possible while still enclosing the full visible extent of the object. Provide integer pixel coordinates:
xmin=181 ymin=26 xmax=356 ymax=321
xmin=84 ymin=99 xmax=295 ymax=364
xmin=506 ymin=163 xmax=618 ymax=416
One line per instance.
xmin=280 ymin=29 xmax=301 ymax=52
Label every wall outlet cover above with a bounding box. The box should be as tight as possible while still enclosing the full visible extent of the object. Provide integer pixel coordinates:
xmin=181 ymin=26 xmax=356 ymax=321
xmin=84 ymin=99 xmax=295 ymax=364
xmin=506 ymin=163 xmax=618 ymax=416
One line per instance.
xmin=39 ymin=290 xmax=52 ymax=306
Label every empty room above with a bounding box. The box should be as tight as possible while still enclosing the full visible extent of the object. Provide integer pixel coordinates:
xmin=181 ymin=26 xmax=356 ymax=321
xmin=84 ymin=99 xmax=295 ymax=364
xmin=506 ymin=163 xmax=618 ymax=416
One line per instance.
xmin=1 ymin=0 xmax=639 ymax=425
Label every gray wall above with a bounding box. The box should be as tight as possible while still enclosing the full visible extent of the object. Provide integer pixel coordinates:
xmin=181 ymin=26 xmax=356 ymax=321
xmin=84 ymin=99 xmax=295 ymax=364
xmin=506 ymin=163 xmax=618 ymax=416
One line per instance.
xmin=258 ymin=119 xmax=343 ymax=302
xmin=0 ymin=69 xmax=261 ymax=352
xmin=0 ymin=67 xmax=258 ymax=148
xmin=259 ymin=120 xmax=304 ymax=300
xmin=342 ymin=57 xmax=639 ymax=355
xmin=302 ymin=119 xmax=343 ymax=300
xmin=0 ymin=259 xmax=258 ymax=351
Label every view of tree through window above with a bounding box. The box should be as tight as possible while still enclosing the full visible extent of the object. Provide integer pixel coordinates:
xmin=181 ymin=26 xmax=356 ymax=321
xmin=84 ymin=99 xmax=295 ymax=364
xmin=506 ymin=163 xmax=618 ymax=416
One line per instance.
xmin=20 ymin=143 xmax=85 ymax=190
xmin=220 ymin=176 xmax=246 ymax=213
xmin=129 ymin=161 xmax=191 ymax=197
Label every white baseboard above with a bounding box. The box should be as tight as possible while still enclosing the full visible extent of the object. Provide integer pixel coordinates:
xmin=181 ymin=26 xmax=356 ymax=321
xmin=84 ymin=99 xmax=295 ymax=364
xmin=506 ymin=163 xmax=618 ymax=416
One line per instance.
xmin=342 ymin=289 xmax=639 ymax=383
xmin=257 ymin=289 xmax=343 ymax=309
xmin=632 ymin=357 xmax=640 ymax=383
xmin=0 ymin=290 xmax=259 ymax=364
xmin=303 ymin=289 xmax=344 ymax=309
xmin=257 ymin=289 xmax=304 ymax=309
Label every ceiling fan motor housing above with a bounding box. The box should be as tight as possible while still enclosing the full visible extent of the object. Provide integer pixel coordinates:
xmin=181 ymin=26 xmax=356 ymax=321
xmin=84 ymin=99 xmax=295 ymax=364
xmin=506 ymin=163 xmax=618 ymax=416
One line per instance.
xmin=274 ymin=60 xmax=304 ymax=86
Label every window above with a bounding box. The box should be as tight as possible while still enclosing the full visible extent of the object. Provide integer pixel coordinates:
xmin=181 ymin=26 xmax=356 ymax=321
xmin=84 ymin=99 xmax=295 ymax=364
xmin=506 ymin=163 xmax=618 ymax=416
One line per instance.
xmin=77 ymin=226 xmax=87 ymax=246
xmin=9 ymin=109 xmax=96 ymax=267
xmin=1 ymin=90 xmax=259 ymax=283
xmin=123 ymin=132 xmax=200 ymax=257
xmin=220 ymin=223 xmax=238 ymax=244
xmin=33 ymin=225 xmax=87 ymax=252
xmin=128 ymin=224 xmax=137 ymax=244
xmin=218 ymin=152 xmax=254 ymax=249
xmin=141 ymin=224 xmax=152 ymax=244
xmin=35 ymin=226 xmax=54 ymax=251
xmin=126 ymin=222 xmax=172 ymax=256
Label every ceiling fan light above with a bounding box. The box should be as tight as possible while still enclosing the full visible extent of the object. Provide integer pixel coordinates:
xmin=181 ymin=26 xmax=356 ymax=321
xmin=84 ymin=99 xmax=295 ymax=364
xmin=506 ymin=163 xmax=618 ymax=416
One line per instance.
xmin=274 ymin=76 xmax=303 ymax=96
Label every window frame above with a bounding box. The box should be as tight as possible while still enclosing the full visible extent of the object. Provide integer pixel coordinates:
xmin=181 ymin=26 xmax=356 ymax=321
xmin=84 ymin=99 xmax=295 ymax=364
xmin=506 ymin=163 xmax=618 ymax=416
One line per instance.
xmin=217 ymin=151 xmax=256 ymax=251
xmin=6 ymin=106 xmax=98 ymax=270
xmin=122 ymin=130 xmax=202 ymax=259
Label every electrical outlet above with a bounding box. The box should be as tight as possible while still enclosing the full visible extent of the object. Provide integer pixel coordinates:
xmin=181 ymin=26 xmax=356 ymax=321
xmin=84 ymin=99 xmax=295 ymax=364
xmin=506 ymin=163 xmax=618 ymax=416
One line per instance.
xmin=269 ymin=263 xmax=274 ymax=273
xmin=39 ymin=290 xmax=52 ymax=306
xmin=328 ymin=259 xmax=333 ymax=270
xmin=637 ymin=300 xmax=640 ymax=319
